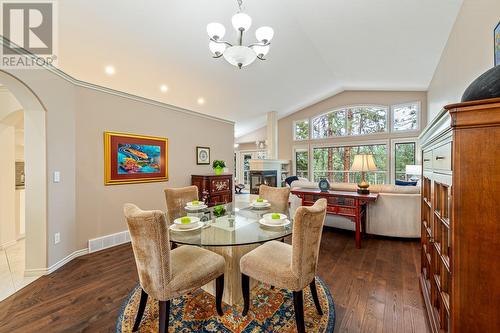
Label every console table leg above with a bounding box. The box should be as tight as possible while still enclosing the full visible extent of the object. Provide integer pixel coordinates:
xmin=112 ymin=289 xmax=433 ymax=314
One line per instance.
xmin=355 ymin=216 xmax=361 ymax=249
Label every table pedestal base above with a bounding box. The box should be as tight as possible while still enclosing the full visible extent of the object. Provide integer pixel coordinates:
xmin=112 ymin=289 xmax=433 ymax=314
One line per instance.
xmin=202 ymin=244 xmax=259 ymax=305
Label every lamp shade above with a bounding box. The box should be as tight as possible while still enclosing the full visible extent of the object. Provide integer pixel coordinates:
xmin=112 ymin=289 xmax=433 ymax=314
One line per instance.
xmin=223 ymin=45 xmax=257 ymax=68
xmin=209 ymin=41 xmax=226 ymax=55
xmin=232 ymin=12 xmax=252 ymax=31
xmin=207 ymin=22 xmax=226 ymax=39
xmin=351 ymin=154 xmax=378 ymax=172
xmin=252 ymin=44 xmax=270 ymax=57
xmin=405 ymin=164 xmax=422 ymax=175
xmin=255 ymin=26 xmax=274 ymax=42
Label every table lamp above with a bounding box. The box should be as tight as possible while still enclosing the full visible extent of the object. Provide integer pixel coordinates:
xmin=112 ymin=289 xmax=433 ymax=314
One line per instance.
xmin=351 ymin=154 xmax=378 ymax=194
xmin=405 ymin=164 xmax=422 ymax=181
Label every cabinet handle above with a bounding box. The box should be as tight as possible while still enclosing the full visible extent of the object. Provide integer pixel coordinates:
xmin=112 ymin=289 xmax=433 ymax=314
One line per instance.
xmin=435 ymin=156 xmax=445 ymax=160
xmin=423 ymin=159 xmax=430 ymax=162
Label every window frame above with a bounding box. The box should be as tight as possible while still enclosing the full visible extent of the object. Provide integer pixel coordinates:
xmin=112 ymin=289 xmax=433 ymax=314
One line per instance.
xmin=391 ymin=101 xmax=421 ymax=133
xmin=310 ymin=139 xmax=390 ymax=184
xmin=390 ymin=137 xmax=420 ymax=184
xmin=292 ymin=144 xmax=310 ymax=181
xmin=293 ymin=118 xmax=310 ymax=141
xmin=311 ymin=104 xmax=389 ymax=140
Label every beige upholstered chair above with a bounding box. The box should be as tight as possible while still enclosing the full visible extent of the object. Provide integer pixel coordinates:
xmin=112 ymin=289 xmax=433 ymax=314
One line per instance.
xmin=124 ymin=203 xmax=225 ymax=333
xmin=240 ymin=198 xmax=327 ymax=333
xmin=258 ymin=184 xmax=290 ymax=212
xmin=164 ymin=185 xmax=198 ymax=224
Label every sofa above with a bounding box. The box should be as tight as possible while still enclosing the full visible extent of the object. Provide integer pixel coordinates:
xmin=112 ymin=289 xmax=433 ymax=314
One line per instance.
xmin=289 ymin=180 xmax=421 ymax=238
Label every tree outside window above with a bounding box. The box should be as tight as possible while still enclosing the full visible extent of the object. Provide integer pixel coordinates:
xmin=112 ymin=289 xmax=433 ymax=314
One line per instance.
xmin=312 ymin=106 xmax=387 ymax=139
xmin=294 ymin=119 xmax=309 ymax=140
xmin=295 ymin=149 xmax=309 ymax=179
xmin=394 ymin=142 xmax=416 ymax=180
xmin=313 ymin=144 xmax=387 ymax=184
xmin=392 ymin=103 xmax=419 ymax=131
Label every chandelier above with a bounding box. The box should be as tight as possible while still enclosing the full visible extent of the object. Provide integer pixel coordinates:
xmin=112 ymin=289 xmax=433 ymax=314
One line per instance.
xmin=206 ymin=0 xmax=274 ymax=69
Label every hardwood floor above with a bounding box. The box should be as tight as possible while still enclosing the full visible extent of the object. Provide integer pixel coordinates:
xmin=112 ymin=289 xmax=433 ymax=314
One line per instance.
xmin=0 ymin=228 xmax=429 ymax=333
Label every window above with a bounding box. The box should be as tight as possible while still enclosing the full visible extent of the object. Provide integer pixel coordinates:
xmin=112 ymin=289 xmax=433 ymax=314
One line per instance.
xmin=394 ymin=142 xmax=416 ymax=181
xmin=312 ymin=144 xmax=387 ymax=184
xmin=312 ymin=105 xmax=387 ymax=139
xmin=392 ymin=102 xmax=420 ymax=132
xmin=294 ymin=149 xmax=309 ymax=179
xmin=293 ymin=119 xmax=309 ymax=140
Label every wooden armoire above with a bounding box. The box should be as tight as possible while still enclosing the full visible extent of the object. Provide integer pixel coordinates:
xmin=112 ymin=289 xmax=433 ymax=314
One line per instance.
xmin=418 ymin=98 xmax=500 ymax=332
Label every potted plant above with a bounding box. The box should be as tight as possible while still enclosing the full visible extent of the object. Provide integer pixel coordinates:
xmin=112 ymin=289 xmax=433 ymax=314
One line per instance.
xmin=212 ymin=160 xmax=226 ymax=175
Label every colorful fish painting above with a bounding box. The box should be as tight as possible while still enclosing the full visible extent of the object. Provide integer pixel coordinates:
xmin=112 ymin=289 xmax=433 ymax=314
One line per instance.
xmin=117 ymin=144 xmax=161 ymax=174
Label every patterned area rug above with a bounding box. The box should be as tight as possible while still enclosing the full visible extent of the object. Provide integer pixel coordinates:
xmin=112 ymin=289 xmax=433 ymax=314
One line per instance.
xmin=116 ymin=277 xmax=335 ymax=332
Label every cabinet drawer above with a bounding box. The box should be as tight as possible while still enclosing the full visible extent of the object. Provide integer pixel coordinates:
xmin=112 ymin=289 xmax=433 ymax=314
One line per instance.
xmin=423 ymin=150 xmax=433 ymax=170
xmin=432 ymin=142 xmax=452 ymax=171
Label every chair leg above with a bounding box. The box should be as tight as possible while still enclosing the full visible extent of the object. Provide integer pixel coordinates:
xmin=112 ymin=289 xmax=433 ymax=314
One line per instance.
xmin=158 ymin=300 xmax=170 ymax=333
xmin=132 ymin=289 xmax=148 ymax=332
xmin=241 ymin=273 xmax=250 ymax=316
xmin=309 ymin=278 xmax=323 ymax=315
xmin=293 ymin=290 xmax=306 ymax=333
xmin=215 ymin=274 xmax=224 ymax=316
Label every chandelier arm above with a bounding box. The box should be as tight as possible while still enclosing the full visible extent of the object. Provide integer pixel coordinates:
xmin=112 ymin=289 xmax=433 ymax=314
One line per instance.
xmin=212 ymin=53 xmax=224 ymax=59
xmin=209 ymin=38 xmax=233 ymax=47
xmin=257 ymin=55 xmax=266 ymax=61
xmin=246 ymin=41 xmax=271 ymax=48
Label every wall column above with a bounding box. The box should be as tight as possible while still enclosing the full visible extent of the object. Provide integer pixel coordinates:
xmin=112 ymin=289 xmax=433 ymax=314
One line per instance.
xmin=266 ymin=111 xmax=278 ymax=159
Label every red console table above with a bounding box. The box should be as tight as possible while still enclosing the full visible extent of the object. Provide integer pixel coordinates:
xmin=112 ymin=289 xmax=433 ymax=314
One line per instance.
xmin=291 ymin=189 xmax=378 ymax=249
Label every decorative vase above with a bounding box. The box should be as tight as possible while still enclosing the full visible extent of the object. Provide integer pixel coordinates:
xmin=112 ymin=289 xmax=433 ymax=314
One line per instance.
xmin=214 ymin=167 xmax=223 ymax=175
xmin=461 ymin=65 xmax=500 ymax=102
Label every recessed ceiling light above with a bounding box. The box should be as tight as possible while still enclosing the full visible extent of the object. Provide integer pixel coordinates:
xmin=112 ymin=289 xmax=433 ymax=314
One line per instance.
xmin=197 ymin=97 xmax=205 ymax=105
xmin=160 ymin=84 xmax=168 ymax=93
xmin=105 ymin=65 xmax=115 ymax=75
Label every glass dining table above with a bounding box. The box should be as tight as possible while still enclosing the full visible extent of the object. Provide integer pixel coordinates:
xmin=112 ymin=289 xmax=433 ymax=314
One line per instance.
xmin=169 ymin=202 xmax=293 ymax=305
xmin=169 ymin=202 xmax=293 ymax=247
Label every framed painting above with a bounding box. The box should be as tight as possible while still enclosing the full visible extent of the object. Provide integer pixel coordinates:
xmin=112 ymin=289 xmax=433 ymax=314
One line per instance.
xmin=495 ymin=21 xmax=500 ymax=66
xmin=104 ymin=131 xmax=168 ymax=185
xmin=196 ymin=146 xmax=210 ymax=165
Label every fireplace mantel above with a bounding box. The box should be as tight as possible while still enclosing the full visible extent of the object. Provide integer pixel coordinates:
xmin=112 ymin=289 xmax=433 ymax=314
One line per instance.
xmin=249 ymin=159 xmax=288 ymax=171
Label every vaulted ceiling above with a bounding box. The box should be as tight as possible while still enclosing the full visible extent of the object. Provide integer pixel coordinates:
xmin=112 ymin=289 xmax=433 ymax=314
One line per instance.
xmin=57 ymin=0 xmax=463 ymax=137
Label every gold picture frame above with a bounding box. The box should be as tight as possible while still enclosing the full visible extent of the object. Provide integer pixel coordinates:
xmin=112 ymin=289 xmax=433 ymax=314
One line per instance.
xmin=104 ymin=131 xmax=168 ymax=185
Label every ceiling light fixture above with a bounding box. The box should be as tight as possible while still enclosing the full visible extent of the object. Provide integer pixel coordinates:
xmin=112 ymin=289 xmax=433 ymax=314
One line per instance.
xmin=160 ymin=84 xmax=168 ymax=92
xmin=105 ymin=65 xmax=115 ymax=75
xmin=197 ymin=97 xmax=205 ymax=105
xmin=206 ymin=0 xmax=274 ymax=69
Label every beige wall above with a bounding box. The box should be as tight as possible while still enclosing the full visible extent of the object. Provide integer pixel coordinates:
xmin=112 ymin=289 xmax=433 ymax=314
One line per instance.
xmin=427 ymin=0 xmax=500 ymax=122
xmin=3 ymin=67 xmax=234 ymax=267
xmin=278 ymin=90 xmax=427 ymax=162
xmin=75 ymin=87 xmax=234 ymax=248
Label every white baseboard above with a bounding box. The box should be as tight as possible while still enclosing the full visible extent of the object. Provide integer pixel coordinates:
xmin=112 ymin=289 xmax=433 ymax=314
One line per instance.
xmin=88 ymin=230 xmax=130 ymax=253
xmin=23 ymin=231 xmax=131 ymax=277
xmin=24 ymin=248 xmax=89 ymax=276
xmin=0 ymin=239 xmax=17 ymax=250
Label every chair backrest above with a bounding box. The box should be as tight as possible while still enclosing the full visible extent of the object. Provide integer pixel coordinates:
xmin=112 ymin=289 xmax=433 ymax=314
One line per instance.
xmin=291 ymin=198 xmax=327 ymax=289
xmin=123 ymin=203 xmax=171 ymax=300
xmin=164 ymin=186 xmax=198 ymax=223
xmin=259 ymin=185 xmax=290 ymax=212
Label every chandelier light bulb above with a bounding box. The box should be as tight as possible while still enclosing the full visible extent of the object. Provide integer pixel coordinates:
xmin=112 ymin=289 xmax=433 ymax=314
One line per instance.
xmin=252 ymin=44 xmax=270 ymax=58
xmin=209 ymin=41 xmax=227 ymax=56
xmin=207 ymin=22 xmax=226 ymax=40
xmin=255 ymin=26 xmax=274 ymax=43
xmin=231 ymin=12 xmax=252 ymax=31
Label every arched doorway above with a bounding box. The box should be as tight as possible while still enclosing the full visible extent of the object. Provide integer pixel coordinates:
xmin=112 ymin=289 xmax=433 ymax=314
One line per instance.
xmin=0 ymin=70 xmax=47 ymax=298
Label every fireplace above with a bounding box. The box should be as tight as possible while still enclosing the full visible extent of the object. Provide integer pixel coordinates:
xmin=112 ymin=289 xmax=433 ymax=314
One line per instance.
xmin=249 ymin=170 xmax=277 ymax=194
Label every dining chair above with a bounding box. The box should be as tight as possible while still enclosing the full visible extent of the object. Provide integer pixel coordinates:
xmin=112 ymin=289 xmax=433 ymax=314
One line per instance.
xmin=258 ymin=184 xmax=290 ymax=212
xmin=124 ymin=203 xmax=225 ymax=333
xmin=239 ymin=198 xmax=327 ymax=333
xmin=164 ymin=185 xmax=198 ymax=224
